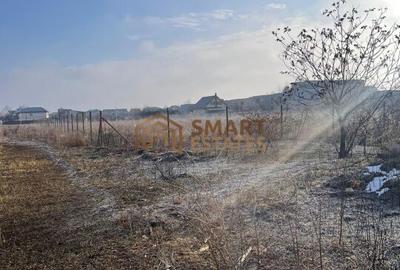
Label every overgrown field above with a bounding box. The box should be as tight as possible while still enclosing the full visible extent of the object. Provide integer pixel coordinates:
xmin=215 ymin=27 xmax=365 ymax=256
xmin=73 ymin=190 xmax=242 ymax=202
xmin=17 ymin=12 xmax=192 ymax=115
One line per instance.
xmin=1 ymin=132 xmax=400 ymax=269
xmin=1 ymin=113 xmax=400 ymax=269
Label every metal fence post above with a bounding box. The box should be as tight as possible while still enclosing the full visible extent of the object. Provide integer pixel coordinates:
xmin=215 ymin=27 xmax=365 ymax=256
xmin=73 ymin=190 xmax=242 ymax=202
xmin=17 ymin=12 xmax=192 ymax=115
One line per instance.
xmin=97 ymin=111 xmax=103 ymax=146
xmin=76 ymin=113 xmax=78 ymax=133
xmin=167 ymin=108 xmax=170 ymax=148
xmin=225 ymin=106 xmax=229 ymax=136
xmin=280 ymin=100 xmax=283 ymax=139
xmin=71 ymin=112 xmax=74 ymax=132
xmin=89 ymin=111 xmax=93 ymax=145
xmin=67 ymin=114 xmax=70 ymax=133
xmin=63 ymin=115 xmax=66 ymax=133
xmin=82 ymin=112 xmax=85 ymax=134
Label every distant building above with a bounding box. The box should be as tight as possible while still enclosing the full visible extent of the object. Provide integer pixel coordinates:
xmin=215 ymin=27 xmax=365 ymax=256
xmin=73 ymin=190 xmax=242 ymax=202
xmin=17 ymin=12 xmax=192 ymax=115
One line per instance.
xmin=193 ymin=93 xmax=226 ymax=114
xmin=168 ymin=106 xmax=180 ymax=114
xmin=58 ymin=108 xmax=72 ymax=117
xmin=17 ymin=107 xmax=49 ymax=122
xmin=179 ymin=104 xmax=193 ymax=114
xmin=128 ymin=108 xmax=141 ymax=119
xmin=2 ymin=110 xmax=19 ymax=124
xmin=86 ymin=109 xmax=100 ymax=120
xmin=57 ymin=108 xmax=88 ymax=120
xmin=49 ymin=112 xmax=59 ymax=119
xmin=227 ymin=93 xmax=282 ymax=112
xmin=141 ymin=107 xmax=164 ymax=117
xmin=102 ymin=109 xmax=129 ymax=120
xmin=286 ymin=80 xmax=377 ymax=107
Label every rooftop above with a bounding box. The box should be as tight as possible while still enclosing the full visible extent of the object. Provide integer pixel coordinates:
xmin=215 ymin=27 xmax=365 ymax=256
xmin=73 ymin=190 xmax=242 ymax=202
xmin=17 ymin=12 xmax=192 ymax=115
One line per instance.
xmin=194 ymin=94 xmax=225 ymax=110
xmin=17 ymin=107 xmax=48 ymax=113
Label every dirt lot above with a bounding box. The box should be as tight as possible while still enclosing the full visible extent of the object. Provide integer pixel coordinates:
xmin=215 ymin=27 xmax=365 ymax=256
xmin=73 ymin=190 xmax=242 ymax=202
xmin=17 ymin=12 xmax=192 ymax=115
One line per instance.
xmin=1 ymin=139 xmax=400 ymax=269
xmin=0 ymin=143 xmax=137 ymax=269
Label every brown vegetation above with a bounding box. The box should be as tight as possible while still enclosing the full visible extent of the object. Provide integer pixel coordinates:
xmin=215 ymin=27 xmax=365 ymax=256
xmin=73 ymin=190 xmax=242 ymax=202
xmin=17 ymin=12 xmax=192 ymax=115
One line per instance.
xmin=1 ymin=132 xmax=400 ymax=269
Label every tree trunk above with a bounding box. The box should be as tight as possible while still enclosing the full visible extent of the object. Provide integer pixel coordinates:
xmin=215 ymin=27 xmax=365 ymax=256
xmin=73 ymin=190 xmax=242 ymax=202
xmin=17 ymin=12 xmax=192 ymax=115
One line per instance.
xmin=363 ymin=134 xmax=367 ymax=156
xmin=338 ymin=117 xmax=347 ymax=159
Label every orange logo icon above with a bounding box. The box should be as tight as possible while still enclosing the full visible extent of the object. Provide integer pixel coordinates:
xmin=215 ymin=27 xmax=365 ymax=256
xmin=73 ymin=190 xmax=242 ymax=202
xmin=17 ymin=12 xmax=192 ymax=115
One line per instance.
xmin=134 ymin=114 xmax=184 ymax=152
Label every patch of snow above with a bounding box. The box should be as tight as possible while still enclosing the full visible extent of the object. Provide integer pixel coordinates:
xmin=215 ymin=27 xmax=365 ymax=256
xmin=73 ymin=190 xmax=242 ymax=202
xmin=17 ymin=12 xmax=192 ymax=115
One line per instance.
xmin=367 ymin=164 xmax=383 ymax=173
xmin=363 ymin=172 xmax=371 ymax=176
xmin=387 ymin=168 xmax=400 ymax=178
xmin=377 ymin=188 xmax=390 ymax=196
xmin=365 ymin=165 xmax=400 ymax=195
xmin=366 ymin=176 xmax=388 ymax=193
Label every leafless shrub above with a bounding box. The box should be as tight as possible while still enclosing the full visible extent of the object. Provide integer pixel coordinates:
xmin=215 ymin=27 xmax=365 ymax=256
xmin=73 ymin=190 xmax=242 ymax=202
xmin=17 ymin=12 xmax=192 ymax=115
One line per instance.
xmin=274 ymin=0 xmax=400 ymax=158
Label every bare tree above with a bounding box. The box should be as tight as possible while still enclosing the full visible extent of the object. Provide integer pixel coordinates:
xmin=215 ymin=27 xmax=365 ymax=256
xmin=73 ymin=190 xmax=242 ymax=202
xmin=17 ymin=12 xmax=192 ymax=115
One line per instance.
xmin=273 ymin=0 xmax=400 ymax=158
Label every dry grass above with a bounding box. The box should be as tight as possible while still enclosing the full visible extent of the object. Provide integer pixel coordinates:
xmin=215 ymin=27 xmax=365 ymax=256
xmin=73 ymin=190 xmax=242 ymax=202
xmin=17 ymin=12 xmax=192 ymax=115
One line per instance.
xmin=177 ymin=155 xmax=400 ymax=269
xmin=0 ymin=112 xmax=314 ymax=153
xmin=0 ymin=124 xmax=88 ymax=147
xmin=81 ymin=142 xmax=400 ymax=269
xmin=1 ymin=112 xmax=400 ymax=269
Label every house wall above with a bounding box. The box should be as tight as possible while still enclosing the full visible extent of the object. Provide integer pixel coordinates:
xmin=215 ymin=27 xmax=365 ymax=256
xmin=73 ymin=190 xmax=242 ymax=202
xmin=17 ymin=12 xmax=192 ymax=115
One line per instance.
xmin=18 ymin=112 xmax=49 ymax=121
xmin=205 ymin=103 xmax=226 ymax=113
xmin=103 ymin=109 xmax=128 ymax=120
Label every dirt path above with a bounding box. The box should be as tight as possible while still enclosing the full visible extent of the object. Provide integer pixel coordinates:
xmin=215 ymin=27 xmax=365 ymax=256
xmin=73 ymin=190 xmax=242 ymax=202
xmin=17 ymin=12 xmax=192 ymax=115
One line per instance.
xmin=0 ymin=139 xmax=334 ymax=269
xmin=0 ymin=143 xmax=135 ymax=270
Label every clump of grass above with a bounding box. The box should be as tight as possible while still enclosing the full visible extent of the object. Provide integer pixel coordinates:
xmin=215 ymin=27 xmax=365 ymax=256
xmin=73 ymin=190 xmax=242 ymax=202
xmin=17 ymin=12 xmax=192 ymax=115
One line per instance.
xmin=1 ymin=124 xmax=88 ymax=147
xmin=59 ymin=134 xmax=86 ymax=147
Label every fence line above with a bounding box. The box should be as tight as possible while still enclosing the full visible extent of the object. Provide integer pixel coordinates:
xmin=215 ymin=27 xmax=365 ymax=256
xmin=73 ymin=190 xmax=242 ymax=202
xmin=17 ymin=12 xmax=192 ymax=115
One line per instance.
xmin=4 ymin=104 xmax=290 ymax=152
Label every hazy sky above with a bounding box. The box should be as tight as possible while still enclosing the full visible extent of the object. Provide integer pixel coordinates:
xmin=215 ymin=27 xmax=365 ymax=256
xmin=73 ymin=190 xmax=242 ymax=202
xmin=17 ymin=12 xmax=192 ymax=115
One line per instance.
xmin=0 ymin=0 xmax=398 ymax=111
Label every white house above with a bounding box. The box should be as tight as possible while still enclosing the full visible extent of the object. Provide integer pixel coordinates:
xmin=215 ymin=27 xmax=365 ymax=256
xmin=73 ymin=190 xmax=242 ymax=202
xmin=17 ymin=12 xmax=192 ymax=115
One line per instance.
xmin=17 ymin=107 xmax=49 ymax=122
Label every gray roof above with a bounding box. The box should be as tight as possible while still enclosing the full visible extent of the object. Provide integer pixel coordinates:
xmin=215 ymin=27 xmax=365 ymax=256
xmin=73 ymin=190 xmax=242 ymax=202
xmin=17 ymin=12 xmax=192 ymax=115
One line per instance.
xmin=17 ymin=107 xmax=48 ymax=113
xmin=194 ymin=95 xmax=225 ymax=110
xmin=103 ymin=108 xmax=128 ymax=112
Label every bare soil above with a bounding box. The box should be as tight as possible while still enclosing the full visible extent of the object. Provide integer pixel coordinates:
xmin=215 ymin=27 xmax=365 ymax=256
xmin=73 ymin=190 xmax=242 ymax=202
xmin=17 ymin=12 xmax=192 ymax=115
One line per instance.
xmin=0 ymin=143 xmax=135 ymax=269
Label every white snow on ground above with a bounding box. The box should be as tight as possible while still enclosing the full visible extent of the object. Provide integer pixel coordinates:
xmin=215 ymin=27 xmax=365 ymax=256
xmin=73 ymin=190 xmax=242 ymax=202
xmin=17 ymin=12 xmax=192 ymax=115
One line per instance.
xmin=365 ymin=165 xmax=400 ymax=195
xmin=377 ymin=188 xmax=390 ymax=197
xmin=366 ymin=176 xmax=388 ymax=193
xmin=367 ymin=164 xmax=383 ymax=173
xmin=387 ymin=168 xmax=400 ymax=178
